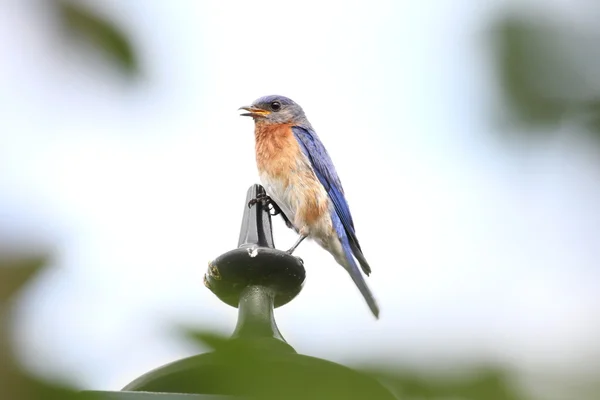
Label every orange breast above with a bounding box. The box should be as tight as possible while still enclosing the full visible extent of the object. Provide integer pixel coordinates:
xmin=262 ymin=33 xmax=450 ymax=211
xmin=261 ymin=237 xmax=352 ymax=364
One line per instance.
xmin=255 ymin=123 xmax=300 ymax=184
xmin=254 ymin=123 xmax=329 ymax=226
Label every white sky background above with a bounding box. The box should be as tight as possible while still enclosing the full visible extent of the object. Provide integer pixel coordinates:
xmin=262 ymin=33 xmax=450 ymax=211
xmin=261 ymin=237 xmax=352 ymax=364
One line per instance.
xmin=1 ymin=0 xmax=600 ymax=394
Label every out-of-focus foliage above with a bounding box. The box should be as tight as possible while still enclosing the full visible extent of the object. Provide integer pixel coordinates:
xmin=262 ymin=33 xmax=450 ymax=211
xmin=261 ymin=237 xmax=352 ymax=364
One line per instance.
xmin=0 ymin=254 xmax=92 ymax=400
xmin=1 ymin=1 xmax=138 ymax=397
xmin=151 ymin=328 xmax=534 ymax=400
xmin=0 ymin=256 xmax=45 ymax=303
xmin=54 ymin=0 xmax=139 ymax=76
xmin=366 ymin=366 xmax=524 ymax=400
xmin=490 ymin=11 xmax=600 ymax=137
xmin=86 ymin=393 xmax=208 ymax=399
xmin=120 ymin=328 xmax=397 ymax=399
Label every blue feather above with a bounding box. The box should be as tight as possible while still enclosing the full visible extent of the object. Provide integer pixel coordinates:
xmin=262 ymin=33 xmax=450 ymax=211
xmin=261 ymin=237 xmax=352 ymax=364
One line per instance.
xmin=331 ymin=211 xmax=380 ymax=318
xmin=291 ymin=126 xmax=372 ymax=276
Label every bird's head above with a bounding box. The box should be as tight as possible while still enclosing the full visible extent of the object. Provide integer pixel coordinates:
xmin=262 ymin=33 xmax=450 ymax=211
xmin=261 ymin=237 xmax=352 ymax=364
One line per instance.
xmin=239 ymin=95 xmax=306 ymax=125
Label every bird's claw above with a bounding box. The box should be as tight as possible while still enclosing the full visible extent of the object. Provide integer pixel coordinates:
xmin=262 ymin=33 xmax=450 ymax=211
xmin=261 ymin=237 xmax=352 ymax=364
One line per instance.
xmin=249 ymin=192 xmax=294 ymax=227
xmin=248 ymin=193 xmax=281 ymax=216
xmin=269 ymin=205 xmax=281 ymax=216
xmin=248 ymin=192 xmax=269 ymax=208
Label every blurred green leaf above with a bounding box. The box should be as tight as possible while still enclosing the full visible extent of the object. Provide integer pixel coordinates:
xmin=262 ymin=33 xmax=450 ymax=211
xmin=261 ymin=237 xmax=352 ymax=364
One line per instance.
xmin=182 ymin=328 xmax=230 ymax=351
xmin=583 ymin=98 xmax=600 ymax=134
xmin=0 ymin=256 xmax=45 ymax=302
xmin=173 ymin=328 xmax=535 ymax=399
xmin=0 ymin=253 xmax=88 ymax=400
xmin=491 ymin=15 xmax=571 ymax=129
xmin=490 ymin=13 xmax=600 ymax=140
xmin=56 ymin=0 xmax=139 ymax=76
xmin=367 ymin=365 xmax=527 ymax=400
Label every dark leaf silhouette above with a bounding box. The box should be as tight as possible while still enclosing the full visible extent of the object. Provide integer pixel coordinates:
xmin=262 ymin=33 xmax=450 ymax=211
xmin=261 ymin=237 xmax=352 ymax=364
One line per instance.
xmin=0 ymin=253 xmax=91 ymax=400
xmin=489 ymin=12 xmax=600 ymax=138
xmin=56 ymin=0 xmax=138 ymax=76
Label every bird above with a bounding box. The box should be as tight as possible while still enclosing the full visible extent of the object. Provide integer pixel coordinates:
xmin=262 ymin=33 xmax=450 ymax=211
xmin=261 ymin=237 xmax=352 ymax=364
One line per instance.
xmin=239 ymin=95 xmax=380 ymax=318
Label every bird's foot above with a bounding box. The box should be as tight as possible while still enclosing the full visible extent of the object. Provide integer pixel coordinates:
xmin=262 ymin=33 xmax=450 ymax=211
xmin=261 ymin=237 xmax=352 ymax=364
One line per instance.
xmin=286 ymin=234 xmax=308 ymax=255
xmin=269 ymin=203 xmax=283 ymax=216
xmin=248 ymin=192 xmax=270 ymax=208
xmin=248 ymin=192 xmax=282 ymax=217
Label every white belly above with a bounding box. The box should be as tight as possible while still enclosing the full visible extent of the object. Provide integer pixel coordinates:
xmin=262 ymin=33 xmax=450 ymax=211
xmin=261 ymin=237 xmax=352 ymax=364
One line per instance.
xmin=260 ymin=171 xmax=298 ymax=227
xmin=259 ymin=170 xmax=333 ymax=240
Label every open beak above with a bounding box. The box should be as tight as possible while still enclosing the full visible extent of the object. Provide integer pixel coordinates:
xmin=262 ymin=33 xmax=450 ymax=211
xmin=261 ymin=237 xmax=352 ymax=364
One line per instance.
xmin=238 ymin=106 xmax=270 ymax=118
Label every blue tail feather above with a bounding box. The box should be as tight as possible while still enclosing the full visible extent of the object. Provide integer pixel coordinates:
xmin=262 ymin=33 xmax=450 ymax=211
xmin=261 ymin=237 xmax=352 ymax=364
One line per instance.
xmin=340 ymin=238 xmax=380 ymax=318
xmin=349 ymin=241 xmax=371 ymax=276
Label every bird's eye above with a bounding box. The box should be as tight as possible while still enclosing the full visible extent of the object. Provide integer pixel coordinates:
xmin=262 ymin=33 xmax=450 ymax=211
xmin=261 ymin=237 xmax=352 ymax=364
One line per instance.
xmin=270 ymin=101 xmax=281 ymax=112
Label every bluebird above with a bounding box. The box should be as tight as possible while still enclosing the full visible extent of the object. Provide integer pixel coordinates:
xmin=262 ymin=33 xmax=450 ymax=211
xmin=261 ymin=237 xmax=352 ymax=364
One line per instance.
xmin=240 ymin=95 xmax=379 ymax=318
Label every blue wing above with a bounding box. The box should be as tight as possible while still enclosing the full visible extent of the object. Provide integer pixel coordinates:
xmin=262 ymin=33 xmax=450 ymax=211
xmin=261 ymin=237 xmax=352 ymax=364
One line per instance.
xmin=292 ymin=125 xmax=371 ymax=276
